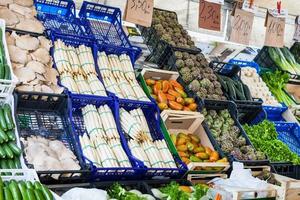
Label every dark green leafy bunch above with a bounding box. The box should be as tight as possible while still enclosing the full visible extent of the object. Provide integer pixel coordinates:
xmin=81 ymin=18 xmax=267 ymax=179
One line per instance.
xmin=243 ymin=120 xmax=300 ymax=164
xmin=160 ymin=182 xmax=189 ymax=200
xmin=290 ymin=42 xmax=300 ymax=64
xmin=262 ymin=70 xmax=295 ymax=106
xmin=108 ymin=183 xmax=146 ymax=200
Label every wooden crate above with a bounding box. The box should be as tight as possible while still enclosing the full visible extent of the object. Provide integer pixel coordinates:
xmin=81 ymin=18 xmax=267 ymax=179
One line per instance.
xmin=229 ymin=187 xmax=277 ymax=200
xmin=274 ymin=174 xmax=300 ymax=200
xmin=187 ymin=173 xmax=227 ymax=185
xmin=160 ymin=110 xmax=230 ymax=175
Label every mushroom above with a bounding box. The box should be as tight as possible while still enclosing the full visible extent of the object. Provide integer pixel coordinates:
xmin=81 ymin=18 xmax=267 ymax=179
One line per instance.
xmin=26 ymin=61 xmax=46 ymax=74
xmin=41 ymin=85 xmax=54 ymax=93
xmin=16 ymin=84 xmax=33 ymax=92
xmin=9 ymin=3 xmax=32 ymax=16
xmin=0 ymin=0 xmax=13 ymax=6
xmin=31 ymin=48 xmax=50 ymax=64
xmin=14 ymin=0 xmax=33 ymax=7
xmin=5 ymin=32 xmax=15 ymax=45
xmin=38 ymin=36 xmax=52 ymax=51
xmin=15 ymin=34 xmax=39 ymax=51
xmin=14 ymin=67 xmax=36 ymax=83
xmin=8 ymin=45 xmax=28 ymax=64
xmin=15 ymin=18 xmax=44 ymax=34
xmin=0 ymin=7 xmax=19 ymax=26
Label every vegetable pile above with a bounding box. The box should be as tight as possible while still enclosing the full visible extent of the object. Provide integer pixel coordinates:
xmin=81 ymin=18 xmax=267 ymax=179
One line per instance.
xmin=79 ymin=104 xmax=132 ymax=168
xmin=97 ymin=52 xmax=149 ymax=101
xmin=174 ymin=51 xmax=226 ymax=100
xmin=0 ymin=177 xmax=54 ymax=200
xmin=0 ymin=103 xmax=22 ymax=169
xmin=240 ymin=67 xmax=280 ymax=106
xmin=151 ymin=9 xmax=195 ymax=49
xmin=255 ymin=170 xmax=281 ymax=186
xmin=7 ymin=32 xmax=63 ymax=94
xmin=203 ymin=108 xmax=266 ymax=161
xmin=262 ymin=70 xmax=295 ymax=106
xmin=145 ymin=78 xmax=197 ymax=111
xmin=268 ymin=47 xmax=300 ymax=75
xmin=217 ymin=75 xmax=252 ymax=101
xmin=169 ymin=132 xmax=227 ymax=167
xmin=120 ymin=107 xmax=177 ymax=168
xmin=243 ymin=120 xmax=300 ymax=164
xmin=108 ymin=183 xmax=155 ymax=200
xmin=290 ymin=42 xmax=300 ymax=64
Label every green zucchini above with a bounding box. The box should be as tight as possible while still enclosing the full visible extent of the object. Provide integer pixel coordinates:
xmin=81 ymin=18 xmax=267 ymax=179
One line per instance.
xmin=4 ymin=187 xmax=13 ymax=200
xmin=40 ymin=184 xmax=53 ymax=200
xmin=34 ymin=189 xmax=45 ymax=200
xmin=27 ymin=188 xmax=37 ymax=200
xmin=9 ymin=181 xmax=22 ymax=200
xmin=0 ymin=109 xmax=7 ymax=131
xmin=216 ymin=75 xmax=228 ymax=92
xmin=18 ymin=181 xmax=29 ymax=200
xmin=226 ymin=80 xmax=237 ymax=100
xmin=0 ymin=186 xmax=3 ymax=200
xmin=6 ymin=131 xmax=15 ymax=142
xmin=3 ymin=143 xmax=14 ymax=159
xmin=4 ymin=64 xmax=10 ymax=80
xmin=13 ymin=157 xmax=21 ymax=169
xmin=8 ymin=142 xmax=21 ymax=156
xmin=0 ymin=160 xmax=8 ymax=170
xmin=6 ymin=159 xmax=15 ymax=169
xmin=243 ymin=84 xmax=252 ymax=101
xmin=0 ymin=177 xmax=3 ymax=187
xmin=25 ymin=182 xmax=34 ymax=190
xmin=0 ymin=146 xmax=5 ymax=158
xmin=3 ymin=104 xmax=14 ymax=130
xmin=34 ymin=182 xmax=43 ymax=191
xmin=0 ymin=129 xmax=8 ymax=143
xmin=233 ymin=82 xmax=246 ymax=100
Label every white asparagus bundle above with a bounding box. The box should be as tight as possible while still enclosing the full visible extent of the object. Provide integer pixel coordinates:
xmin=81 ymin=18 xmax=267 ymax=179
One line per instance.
xmin=87 ymin=74 xmax=107 ymax=96
xmin=97 ymin=51 xmax=112 ymax=78
xmin=66 ymin=45 xmax=81 ymax=74
xmin=82 ymin=105 xmax=105 ymax=138
xmin=79 ymin=133 xmax=101 ymax=167
xmin=108 ymin=54 xmax=124 ymax=79
xmin=155 ymin=140 xmax=177 ymax=168
xmin=77 ymin=44 xmax=96 ymax=75
xmin=128 ymin=140 xmax=151 ymax=167
xmin=60 ymin=71 xmax=79 ymax=93
xmin=53 ymin=40 xmax=72 ymax=74
xmin=119 ymin=54 xmax=135 ymax=81
xmin=129 ymin=108 xmax=151 ymax=140
xmin=74 ymin=74 xmax=92 ymax=94
xmin=109 ymin=139 xmax=131 ymax=167
xmin=142 ymin=141 xmax=166 ymax=168
xmin=98 ymin=105 xmax=119 ymax=139
xmin=102 ymin=76 xmax=124 ymax=98
xmin=116 ymin=77 xmax=137 ymax=100
xmin=129 ymin=79 xmax=150 ymax=102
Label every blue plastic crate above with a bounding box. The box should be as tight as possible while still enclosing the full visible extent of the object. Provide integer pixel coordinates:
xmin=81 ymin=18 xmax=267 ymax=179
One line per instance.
xmin=228 ymin=59 xmax=260 ymax=74
xmin=79 ymin=1 xmax=141 ymax=62
xmin=69 ymin=95 xmax=144 ymax=180
xmin=34 ymin=0 xmax=86 ymax=36
xmin=118 ymin=99 xmax=187 ymax=178
xmin=251 ymin=105 xmax=288 ymax=125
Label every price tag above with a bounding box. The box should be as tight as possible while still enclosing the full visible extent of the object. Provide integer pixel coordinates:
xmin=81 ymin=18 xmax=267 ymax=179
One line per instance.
xmin=229 ymin=8 xmax=254 ymax=45
xmin=242 ymin=0 xmax=257 ymax=14
xmin=198 ymin=0 xmax=222 ymax=31
xmin=123 ymin=0 xmax=154 ymax=27
xmin=205 ymin=0 xmax=224 ymax=4
xmin=293 ymin=16 xmax=300 ymax=41
xmin=268 ymin=8 xmax=288 ymax=18
xmin=264 ymin=12 xmax=285 ymax=47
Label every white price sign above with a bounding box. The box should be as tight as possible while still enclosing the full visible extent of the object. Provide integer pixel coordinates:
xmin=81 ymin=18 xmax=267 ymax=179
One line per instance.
xmin=204 ymin=0 xmax=224 ymax=5
xmin=268 ymin=8 xmax=288 ymax=18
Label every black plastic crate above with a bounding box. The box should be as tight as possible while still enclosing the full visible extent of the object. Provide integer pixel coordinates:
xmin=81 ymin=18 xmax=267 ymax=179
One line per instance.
xmin=15 ymin=91 xmax=91 ymax=184
xmin=201 ymin=99 xmax=270 ymax=166
xmin=271 ymin=162 xmax=299 ymax=179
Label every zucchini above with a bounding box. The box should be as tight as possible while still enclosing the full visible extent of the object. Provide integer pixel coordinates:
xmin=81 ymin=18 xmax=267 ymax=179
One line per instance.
xmin=40 ymin=184 xmax=53 ymax=200
xmin=0 ymin=61 xmax=4 ymax=80
xmin=34 ymin=182 xmax=43 ymax=191
xmin=6 ymin=131 xmax=15 ymax=142
xmin=9 ymin=181 xmax=22 ymax=200
xmin=233 ymin=82 xmax=246 ymax=100
xmin=226 ymin=80 xmax=237 ymax=100
xmin=4 ymin=64 xmax=10 ymax=80
xmin=34 ymin=189 xmax=45 ymax=200
xmin=4 ymin=187 xmax=13 ymax=200
xmin=3 ymin=104 xmax=14 ymax=130
xmin=216 ymin=75 xmax=228 ymax=92
xmin=0 ymin=129 xmax=8 ymax=143
xmin=18 ymin=181 xmax=29 ymax=200
xmin=8 ymin=142 xmax=21 ymax=156
xmin=0 ymin=146 xmax=5 ymax=159
xmin=25 ymin=182 xmax=34 ymax=190
xmin=0 ymin=109 xmax=7 ymax=131
xmin=6 ymin=159 xmax=15 ymax=169
xmin=3 ymin=143 xmax=14 ymax=159
xmin=27 ymin=188 xmax=37 ymax=200
xmin=0 ymin=160 xmax=9 ymax=171
xmin=0 ymin=186 xmax=3 ymax=200
xmin=0 ymin=177 xmax=3 ymax=187
xmin=243 ymin=84 xmax=252 ymax=101
xmin=13 ymin=157 xmax=21 ymax=169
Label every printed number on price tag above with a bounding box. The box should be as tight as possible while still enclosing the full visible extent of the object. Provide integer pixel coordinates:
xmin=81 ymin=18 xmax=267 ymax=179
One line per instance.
xmin=199 ymin=0 xmax=221 ymax=31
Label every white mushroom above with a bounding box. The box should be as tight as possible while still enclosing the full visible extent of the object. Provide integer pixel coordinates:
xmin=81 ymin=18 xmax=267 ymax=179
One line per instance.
xmin=0 ymin=7 xmax=19 ymax=26
xmin=44 ymin=68 xmax=58 ymax=84
xmin=15 ymin=19 xmax=44 ymax=33
xmin=26 ymin=61 xmax=45 ymax=74
xmin=15 ymin=34 xmax=39 ymax=51
xmin=31 ymin=48 xmax=50 ymax=64
xmin=28 ymin=78 xmax=40 ymax=86
xmin=34 ymin=84 xmax=41 ymax=92
xmin=36 ymin=73 xmax=46 ymax=82
xmin=12 ymin=63 xmax=24 ymax=69
xmin=50 ymin=84 xmax=64 ymax=94
xmin=16 ymin=84 xmax=33 ymax=92
xmin=8 ymin=45 xmax=28 ymax=64
xmin=38 ymin=36 xmax=52 ymax=51
xmin=14 ymin=67 xmax=35 ymax=83
xmin=0 ymin=0 xmax=13 ymax=6
xmin=9 ymin=3 xmax=32 ymax=16
xmin=5 ymin=32 xmax=15 ymax=46
xmin=14 ymin=0 xmax=33 ymax=7
xmin=41 ymin=85 xmax=54 ymax=93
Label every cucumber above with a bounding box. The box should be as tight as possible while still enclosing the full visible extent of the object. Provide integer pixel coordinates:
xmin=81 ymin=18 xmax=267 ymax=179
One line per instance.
xmin=0 ymin=186 xmax=3 ymax=200
xmin=4 ymin=187 xmax=12 ymax=200
xmin=3 ymin=104 xmax=14 ymax=130
xmin=0 ymin=109 xmax=7 ymax=131
xmin=0 ymin=61 xmax=4 ymax=80
xmin=34 ymin=189 xmax=45 ymax=200
xmin=0 ymin=129 xmax=8 ymax=143
xmin=34 ymin=182 xmax=43 ymax=191
xmin=27 ymin=188 xmax=37 ymax=200
xmin=233 ymin=83 xmax=246 ymax=100
xmin=0 ymin=146 xmax=5 ymax=159
xmin=6 ymin=131 xmax=15 ymax=141
xmin=40 ymin=184 xmax=53 ymax=200
xmin=4 ymin=64 xmax=10 ymax=80
xmin=18 ymin=181 xmax=29 ymax=200
xmin=13 ymin=157 xmax=21 ymax=169
xmin=243 ymin=84 xmax=252 ymax=101
xmin=0 ymin=177 xmax=3 ymax=187
xmin=8 ymin=142 xmax=21 ymax=156
xmin=226 ymin=80 xmax=237 ymax=100
xmin=7 ymin=159 xmax=15 ymax=169
xmin=3 ymin=144 xmax=14 ymax=159
xmin=26 ymin=181 xmax=34 ymax=190
xmin=216 ymin=75 xmax=228 ymax=92
xmin=9 ymin=181 xmax=22 ymax=200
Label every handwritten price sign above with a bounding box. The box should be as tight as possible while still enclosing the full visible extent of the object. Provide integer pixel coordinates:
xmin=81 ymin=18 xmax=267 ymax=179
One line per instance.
xmin=198 ymin=0 xmax=221 ymax=31
xmin=230 ymin=8 xmax=254 ymax=45
xmin=264 ymin=12 xmax=285 ymax=47
xmin=124 ymin=0 xmax=154 ymax=27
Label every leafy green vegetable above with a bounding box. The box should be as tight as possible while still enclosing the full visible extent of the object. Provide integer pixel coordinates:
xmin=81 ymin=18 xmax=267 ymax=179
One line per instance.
xmin=243 ymin=120 xmax=300 ymax=164
xmin=192 ymin=184 xmax=209 ymax=200
xmin=160 ymin=182 xmax=189 ymax=200
xmin=262 ymin=70 xmax=295 ymax=106
xmin=108 ymin=183 xmax=147 ymax=200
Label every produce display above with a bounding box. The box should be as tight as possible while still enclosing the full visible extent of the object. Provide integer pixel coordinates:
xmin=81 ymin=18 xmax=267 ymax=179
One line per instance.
xmin=268 ymin=47 xmax=300 ymax=75
xmin=243 ymin=120 xmax=300 ymax=164
xmin=7 ymin=31 xmax=63 ymax=94
xmin=145 ymin=78 xmax=197 ymax=111
xmin=151 ymin=9 xmax=195 ymax=49
xmin=240 ymin=67 xmax=280 ymax=106
xmin=203 ymin=108 xmax=266 ymax=161
xmin=120 ymin=107 xmax=177 ymax=168
xmin=53 ymin=40 xmax=107 ymax=96
xmin=79 ymin=104 xmax=132 ymax=168
xmin=262 ymin=70 xmax=296 ymax=106
xmin=0 ymin=0 xmax=44 ymax=33
xmin=174 ymin=51 xmax=226 ymax=100
xmin=21 ymin=136 xmax=80 ymax=179
xmin=108 ymin=183 xmax=155 ymax=200
xmin=290 ymin=42 xmax=300 ymax=64
xmin=169 ymin=132 xmax=227 ymax=167
xmin=0 ymin=103 xmax=22 ymax=169
xmin=97 ymin=52 xmax=149 ymax=101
